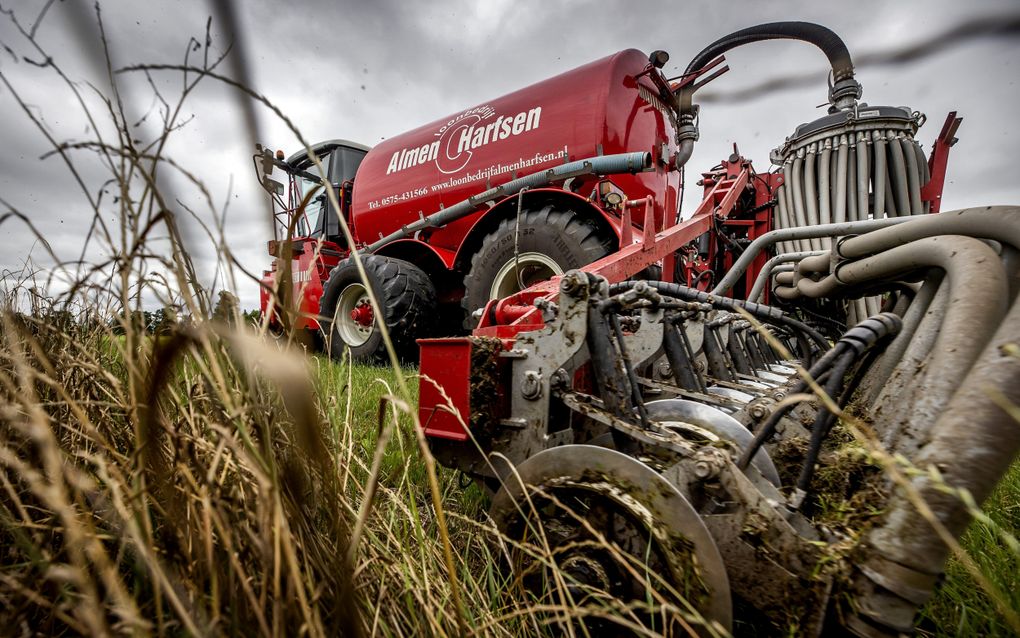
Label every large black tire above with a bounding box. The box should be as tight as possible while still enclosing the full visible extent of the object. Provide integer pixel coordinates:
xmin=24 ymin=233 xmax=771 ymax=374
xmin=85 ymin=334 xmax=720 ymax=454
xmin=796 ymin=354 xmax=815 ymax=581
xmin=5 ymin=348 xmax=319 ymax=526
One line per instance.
xmin=320 ymin=255 xmax=436 ymax=363
xmin=462 ymin=204 xmax=612 ymax=327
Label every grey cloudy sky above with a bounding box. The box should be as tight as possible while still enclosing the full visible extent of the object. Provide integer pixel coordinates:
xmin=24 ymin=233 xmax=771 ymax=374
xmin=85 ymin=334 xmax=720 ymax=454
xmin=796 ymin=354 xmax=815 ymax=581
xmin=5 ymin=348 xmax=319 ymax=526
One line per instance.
xmin=1 ymin=0 xmax=1018 ymax=310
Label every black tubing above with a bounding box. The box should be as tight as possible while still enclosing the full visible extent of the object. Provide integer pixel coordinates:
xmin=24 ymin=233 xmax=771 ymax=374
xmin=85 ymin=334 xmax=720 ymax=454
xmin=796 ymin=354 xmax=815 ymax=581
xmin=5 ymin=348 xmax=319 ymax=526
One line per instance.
xmin=735 ymin=343 xmax=848 ymax=470
xmin=794 ymin=351 xmax=857 ymax=498
xmin=608 ymin=280 xmax=830 ymax=354
xmin=736 ymin=312 xmax=902 ymax=471
xmin=678 ymin=21 xmax=860 ymax=115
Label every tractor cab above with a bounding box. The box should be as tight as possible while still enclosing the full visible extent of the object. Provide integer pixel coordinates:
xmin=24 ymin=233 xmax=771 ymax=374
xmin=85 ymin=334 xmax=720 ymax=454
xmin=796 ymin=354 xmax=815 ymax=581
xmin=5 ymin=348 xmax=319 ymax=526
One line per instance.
xmin=256 ymin=139 xmax=369 ymax=333
xmin=257 ymin=139 xmax=370 ymax=246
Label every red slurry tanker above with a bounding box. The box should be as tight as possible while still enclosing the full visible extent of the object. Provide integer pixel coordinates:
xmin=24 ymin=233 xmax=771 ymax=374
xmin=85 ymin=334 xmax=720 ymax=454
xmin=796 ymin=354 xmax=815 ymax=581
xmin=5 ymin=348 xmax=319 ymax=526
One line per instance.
xmin=256 ymin=22 xmax=1020 ymax=635
xmin=257 ymin=48 xmax=682 ymax=360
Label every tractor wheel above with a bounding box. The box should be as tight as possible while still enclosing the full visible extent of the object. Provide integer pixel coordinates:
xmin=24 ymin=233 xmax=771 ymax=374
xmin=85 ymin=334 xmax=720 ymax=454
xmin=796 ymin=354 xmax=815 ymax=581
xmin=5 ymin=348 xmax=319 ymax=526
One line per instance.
xmin=462 ymin=204 xmax=612 ymax=327
xmin=319 ymin=255 xmax=436 ymax=363
xmin=489 ymin=445 xmax=732 ymax=636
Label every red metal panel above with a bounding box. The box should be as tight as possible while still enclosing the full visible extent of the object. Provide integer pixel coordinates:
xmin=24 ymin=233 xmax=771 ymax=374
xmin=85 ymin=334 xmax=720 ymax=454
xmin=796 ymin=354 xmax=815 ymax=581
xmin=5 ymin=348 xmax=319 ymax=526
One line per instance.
xmin=418 ymin=338 xmax=473 ymax=441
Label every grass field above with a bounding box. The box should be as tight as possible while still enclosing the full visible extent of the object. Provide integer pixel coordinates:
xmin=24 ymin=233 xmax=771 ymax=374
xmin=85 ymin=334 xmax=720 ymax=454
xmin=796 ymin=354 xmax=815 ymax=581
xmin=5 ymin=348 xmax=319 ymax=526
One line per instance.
xmin=0 ymin=305 xmax=1018 ymax=636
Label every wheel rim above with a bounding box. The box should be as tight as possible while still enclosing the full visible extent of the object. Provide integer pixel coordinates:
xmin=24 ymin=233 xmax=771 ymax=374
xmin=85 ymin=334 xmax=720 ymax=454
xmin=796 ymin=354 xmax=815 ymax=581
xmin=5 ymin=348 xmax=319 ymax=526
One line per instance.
xmin=489 ymin=252 xmax=563 ymax=300
xmin=334 ymin=283 xmax=374 ymax=346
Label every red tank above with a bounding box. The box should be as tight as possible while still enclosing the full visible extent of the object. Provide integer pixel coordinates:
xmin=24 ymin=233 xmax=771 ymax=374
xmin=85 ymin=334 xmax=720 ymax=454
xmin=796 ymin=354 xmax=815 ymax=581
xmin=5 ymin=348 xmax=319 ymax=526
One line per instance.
xmin=351 ymin=49 xmax=680 ymax=264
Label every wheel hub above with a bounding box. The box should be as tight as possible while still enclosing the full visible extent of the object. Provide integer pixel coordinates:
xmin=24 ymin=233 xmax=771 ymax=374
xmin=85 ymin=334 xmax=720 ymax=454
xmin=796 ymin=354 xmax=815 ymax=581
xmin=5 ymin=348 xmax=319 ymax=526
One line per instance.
xmin=560 ymin=554 xmax=611 ymax=593
xmin=349 ymin=301 xmax=374 ymax=327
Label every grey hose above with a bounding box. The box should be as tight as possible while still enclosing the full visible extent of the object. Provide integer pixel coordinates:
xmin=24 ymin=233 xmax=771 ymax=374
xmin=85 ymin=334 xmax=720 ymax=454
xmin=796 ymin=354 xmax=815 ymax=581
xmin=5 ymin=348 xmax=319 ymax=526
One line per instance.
xmin=856 ymin=288 xmax=1020 ymax=629
xmin=819 ymin=140 xmax=833 ymax=230
xmin=793 ymin=236 xmax=1009 ymax=421
xmin=847 ymin=141 xmax=859 ymax=222
xmin=872 ymin=131 xmax=888 ymax=218
xmin=887 ymin=132 xmax=911 ymax=216
xmin=804 ymin=145 xmax=821 ymax=250
xmin=834 ymin=135 xmax=849 ymax=224
xmin=901 ymin=138 xmax=923 ymax=214
xmin=836 ymin=206 xmax=1020 ymax=258
xmin=710 ymin=215 xmax=916 ymax=295
xmin=748 ymin=250 xmax=826 ymax=301
xmin=790 ymin=154 xmax=810 ymax=252
xmin=855 ymin=132 xmax=870 ymax=218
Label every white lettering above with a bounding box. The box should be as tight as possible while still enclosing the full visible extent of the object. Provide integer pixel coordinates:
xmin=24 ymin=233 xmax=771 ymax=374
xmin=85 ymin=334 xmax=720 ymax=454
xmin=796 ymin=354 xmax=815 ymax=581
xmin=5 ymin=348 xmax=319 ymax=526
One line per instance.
xmin=512 ymin=112 xmax=527 ymax=135
xmin=471 ymin=126 xmax=486 ymax=149
xmin=525 ymin=106 xmax=541 ymax=131
xmin=388 ymin=105 xmax=543 ymax=176
xmin=457 ymin=125 xmax=473 ymax=154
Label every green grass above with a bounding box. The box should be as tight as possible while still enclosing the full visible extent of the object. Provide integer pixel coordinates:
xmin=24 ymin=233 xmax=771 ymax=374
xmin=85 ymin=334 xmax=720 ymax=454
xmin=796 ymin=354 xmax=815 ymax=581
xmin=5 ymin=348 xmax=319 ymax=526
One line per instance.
xmin=918 ymin=460 xmax=1020 ymax=637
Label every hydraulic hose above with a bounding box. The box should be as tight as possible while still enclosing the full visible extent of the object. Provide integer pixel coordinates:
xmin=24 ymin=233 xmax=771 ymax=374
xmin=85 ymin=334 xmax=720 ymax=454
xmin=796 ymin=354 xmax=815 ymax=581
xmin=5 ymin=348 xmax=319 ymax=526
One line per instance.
xmin=736 ymin=312 xmax=901 ymax=472
xmin=790 ymin=350 xmax=857 ymax=509
xmin=855 ymin=291 xmax=1020 ymax=633
xmin=735 ymin=345 xmax=847 ymax=470
xmin=608 ymin=280 xmax=830 ymax=359
xmin=678 ymin=21 xmax=861 ymax=113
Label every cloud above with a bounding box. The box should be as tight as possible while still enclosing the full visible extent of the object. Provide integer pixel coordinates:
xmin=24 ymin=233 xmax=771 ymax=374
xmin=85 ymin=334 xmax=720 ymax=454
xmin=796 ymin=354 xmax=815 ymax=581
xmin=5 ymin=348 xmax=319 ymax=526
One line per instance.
xmin=1 ymin=0 xmax=1018 ymax=310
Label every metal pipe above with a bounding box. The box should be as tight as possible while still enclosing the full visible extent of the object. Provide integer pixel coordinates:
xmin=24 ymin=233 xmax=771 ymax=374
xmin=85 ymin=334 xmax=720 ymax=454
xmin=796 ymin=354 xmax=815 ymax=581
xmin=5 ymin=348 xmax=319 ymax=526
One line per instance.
xmin=711 ymin=215 xmax=916 ymax=295
xmin=363 ymin=151 xmax=651 ymax=252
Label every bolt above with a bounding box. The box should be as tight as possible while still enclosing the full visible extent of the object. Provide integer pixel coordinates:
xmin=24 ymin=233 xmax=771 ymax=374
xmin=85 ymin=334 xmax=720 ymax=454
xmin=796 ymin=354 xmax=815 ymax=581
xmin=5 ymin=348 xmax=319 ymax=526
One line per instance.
xmin=692 ymin=447 xmax=727 ymax=480
xmin=749 ymin=404 xmax=768 ymax=420
xmin=550 ymin=368 xmax=570 ymax=390
xmin=521 ymin=370 xmax=543 ymax=400
xmin=560 ymin=271 xmax=585 ymax=296
xmin=693 ymin=460 xmax=714 ymax=479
